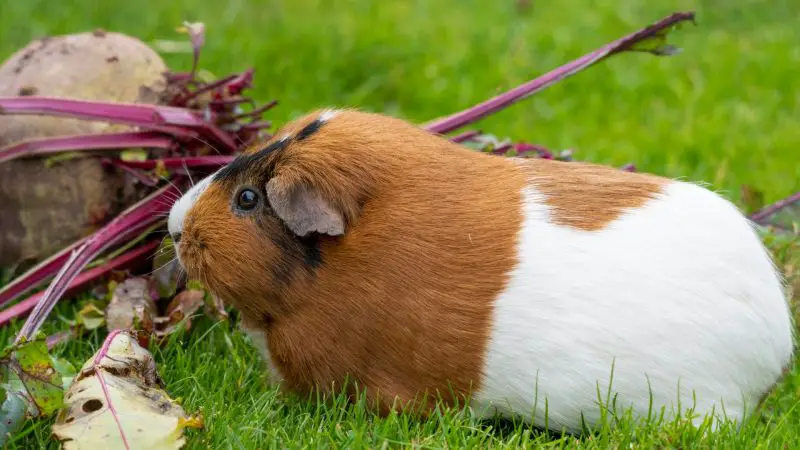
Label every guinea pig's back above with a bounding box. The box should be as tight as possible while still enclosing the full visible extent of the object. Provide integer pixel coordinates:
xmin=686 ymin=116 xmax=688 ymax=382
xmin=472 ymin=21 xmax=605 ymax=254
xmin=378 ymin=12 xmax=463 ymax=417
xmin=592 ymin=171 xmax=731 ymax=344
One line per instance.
xmin=471 ymin=158 xmax=794 ymax=432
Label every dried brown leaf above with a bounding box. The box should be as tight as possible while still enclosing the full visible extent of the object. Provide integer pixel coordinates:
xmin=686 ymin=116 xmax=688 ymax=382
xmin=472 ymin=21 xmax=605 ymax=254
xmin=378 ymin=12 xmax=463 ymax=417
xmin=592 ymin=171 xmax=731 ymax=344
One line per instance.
xmin=153 ymin=289 xmax=205 ymax=338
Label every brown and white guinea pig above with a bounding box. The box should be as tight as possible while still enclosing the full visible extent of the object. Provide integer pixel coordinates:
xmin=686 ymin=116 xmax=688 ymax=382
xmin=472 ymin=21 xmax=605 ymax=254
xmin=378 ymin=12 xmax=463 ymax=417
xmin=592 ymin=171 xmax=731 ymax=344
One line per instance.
xmin=168 ymin=108 xmax=794 ymax=433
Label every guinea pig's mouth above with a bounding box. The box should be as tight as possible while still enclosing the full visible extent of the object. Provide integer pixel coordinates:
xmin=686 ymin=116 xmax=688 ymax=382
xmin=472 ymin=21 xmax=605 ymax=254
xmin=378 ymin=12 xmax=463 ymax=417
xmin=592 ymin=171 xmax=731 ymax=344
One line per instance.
xmin=171 ymin=240 xmax=197 ymax=279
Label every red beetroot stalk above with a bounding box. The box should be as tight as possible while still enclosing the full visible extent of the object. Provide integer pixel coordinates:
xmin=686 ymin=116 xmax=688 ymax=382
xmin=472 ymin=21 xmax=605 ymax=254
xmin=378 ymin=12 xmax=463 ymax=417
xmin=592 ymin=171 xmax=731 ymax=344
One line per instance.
xmin=0 ymin=237 xmax=87 ymax=308
xmin=13 ymin=181 xmax=185 ymax=342
xmin=113 ymin=128 xmax=497 ymax=172
xmin=105 ymin=159 xmax=159 ymax=187
xmin=450 ymin=130 xmax=482 ymax=143
xmin=116 ymin=155 xmax=235 ymax=170
xmin=93 ymin=329 xmax=131 ymax=450
xmin=210 ymin=98 xmax=254 ymax=108
xmin=237 ymin=121 xmax=274 ymax=132
xmin=0 ymin=131 xmax=173 ymax=164
xmin=0 ymin=240 xmax=159 ymax=327
xmin=750 ymin=191 xmax=800 ymax=226
xmin=0 ymin=97 xmax=236 ymax=152
xmin=0 ymin=196 xmax=172 ymax=308
xmin=171 ymin=74 xmax=238 ymax=105
xmin=226 ymin=100 xmax=278 ymax=120
xmin=113 ymin=129 xmax=507 ymax=171
xmin=223 ymin=69 xmax=254 ymax=97
xmin=424 ymin=11 xmax=696 ymax=135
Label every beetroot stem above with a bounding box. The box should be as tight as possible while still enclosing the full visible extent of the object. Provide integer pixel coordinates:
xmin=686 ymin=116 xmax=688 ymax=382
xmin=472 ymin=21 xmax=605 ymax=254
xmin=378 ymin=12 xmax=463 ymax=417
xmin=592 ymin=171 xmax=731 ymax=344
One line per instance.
xmin=0 ymin=237 xmax=87 ymax=308
xmin=424 ymin=11 xmax=696 ymax=135
xmin=13 ymin=181 xmax=185 ymax=342
xmin=0 ymin=132 xmax=173 ymax=164
xmin=0 ymin=97 xmax=237 ymax=152
xmin=449 ymin=130 xmax=482 ymax=143
xmin=750 ymin=191 xmax=800 ymax=225
xmin=105 ymin=159 xmax=159 ymax=187
xmin=0 ymin=204 xmax=170 ymax=308
xmin=0 ymin=240 xmax=159 ymax=327
xmin=93 ymin=330 xmax=132 ymax=450
xmin=173 ymin=73 xmax=238 ymax=105
xmin=226 ymin=100 xmax=278 ymax=120
xmin=116 ymin=155 xmax=235 ymax=170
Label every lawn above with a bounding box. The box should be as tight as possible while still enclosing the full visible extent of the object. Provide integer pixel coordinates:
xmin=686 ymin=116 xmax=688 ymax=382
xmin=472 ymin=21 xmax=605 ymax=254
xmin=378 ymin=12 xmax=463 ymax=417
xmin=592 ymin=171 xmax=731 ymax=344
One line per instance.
xmin=1 ymin=0 xmax=799 ymax=448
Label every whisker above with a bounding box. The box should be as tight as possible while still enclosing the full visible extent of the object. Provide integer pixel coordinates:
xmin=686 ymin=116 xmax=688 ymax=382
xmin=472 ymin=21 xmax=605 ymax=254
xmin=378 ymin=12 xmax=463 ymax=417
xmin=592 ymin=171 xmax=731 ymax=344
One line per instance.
xmin=176 ymin=266 xmax=188 ymax=284
xmin=156 ymin=197 xmax=178 ymax=206
xmin=156 ymin=192 xmax=181 ymax=205
xmin=232 ymin=130 xmax=247 ymax=147
xmin=142 ymin=256 xmax=180 ymax=277
xmin=182 ymin=160 xmax=196 ymax=187
xmin=158 ymin=176 xmax=186 ymax=197
xmin=187 ymin=134 xmax=224 ymax=156
xmin=162 ymin=191 xmax=182 ymax=200
xmin=153 ymin=247 xmax=175 ymax=257
xmin=155 ymin=201 xmax=177 ymax=210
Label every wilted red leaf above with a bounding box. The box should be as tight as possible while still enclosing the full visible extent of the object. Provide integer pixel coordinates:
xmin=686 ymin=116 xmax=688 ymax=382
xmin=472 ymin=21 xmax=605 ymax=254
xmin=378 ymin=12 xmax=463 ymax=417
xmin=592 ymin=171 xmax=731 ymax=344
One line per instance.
xmin=155 ymin=288 xmax=205 ymax=336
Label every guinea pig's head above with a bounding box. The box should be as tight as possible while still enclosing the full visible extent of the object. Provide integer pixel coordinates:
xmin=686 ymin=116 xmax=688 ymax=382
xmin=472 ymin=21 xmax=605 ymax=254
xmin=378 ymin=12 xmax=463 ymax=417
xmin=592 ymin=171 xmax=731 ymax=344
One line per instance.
xmin=166 ymin=108 xmax=400 ymax=317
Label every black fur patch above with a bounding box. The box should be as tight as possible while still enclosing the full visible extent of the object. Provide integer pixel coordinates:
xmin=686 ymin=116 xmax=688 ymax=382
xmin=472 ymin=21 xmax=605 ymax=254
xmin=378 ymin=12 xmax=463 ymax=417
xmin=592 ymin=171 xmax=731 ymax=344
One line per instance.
xmin=295 ymin=119 xmax=324 ymax=141
xmin=267 ymin=223 xmax=324 ymax=286
xmin=213 ymin=137 xmax=288 ymax=183
xmin=297 ymin=233 xmax=323 ymax=269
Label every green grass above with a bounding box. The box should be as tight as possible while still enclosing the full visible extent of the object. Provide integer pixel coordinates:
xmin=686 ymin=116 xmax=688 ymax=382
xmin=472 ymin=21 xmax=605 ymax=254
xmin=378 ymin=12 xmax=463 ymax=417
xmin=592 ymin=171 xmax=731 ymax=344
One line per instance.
xmin=1 ymin=0 xmax=799 ymax=448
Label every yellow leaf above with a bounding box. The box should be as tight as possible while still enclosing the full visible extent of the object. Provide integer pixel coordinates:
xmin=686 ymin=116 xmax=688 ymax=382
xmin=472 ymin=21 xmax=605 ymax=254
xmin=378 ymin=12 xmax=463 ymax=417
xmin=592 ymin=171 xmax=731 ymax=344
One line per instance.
xmin=52 ymin=331 xmax=202 ymax=449
xmin=120 ymin=149 xmax=148 ymax=162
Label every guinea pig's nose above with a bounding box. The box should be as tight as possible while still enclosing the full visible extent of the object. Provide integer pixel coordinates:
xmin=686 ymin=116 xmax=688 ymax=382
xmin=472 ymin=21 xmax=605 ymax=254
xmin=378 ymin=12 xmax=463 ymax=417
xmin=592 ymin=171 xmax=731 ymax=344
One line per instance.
xmin=171 ymin=232 xmax=182 ymax=244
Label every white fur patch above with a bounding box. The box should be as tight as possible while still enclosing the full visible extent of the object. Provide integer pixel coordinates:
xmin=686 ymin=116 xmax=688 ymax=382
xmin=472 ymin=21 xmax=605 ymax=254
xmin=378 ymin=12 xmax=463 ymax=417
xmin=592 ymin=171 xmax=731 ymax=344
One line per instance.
xmin=318 ymin=109 xmax=339 ymax=122
xmin=240 ymin=323 xmax=284 ymax=386
xmin=471 ymin=180 xmax=794 ymax=433
xmin=167 ymin=172 xmax=216 ymax=241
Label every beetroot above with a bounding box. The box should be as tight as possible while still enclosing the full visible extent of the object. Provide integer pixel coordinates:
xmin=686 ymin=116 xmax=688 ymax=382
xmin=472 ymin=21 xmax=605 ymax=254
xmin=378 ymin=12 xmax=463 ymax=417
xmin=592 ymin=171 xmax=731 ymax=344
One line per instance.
xmin=0 ymin=31 xmax=169 ymax=270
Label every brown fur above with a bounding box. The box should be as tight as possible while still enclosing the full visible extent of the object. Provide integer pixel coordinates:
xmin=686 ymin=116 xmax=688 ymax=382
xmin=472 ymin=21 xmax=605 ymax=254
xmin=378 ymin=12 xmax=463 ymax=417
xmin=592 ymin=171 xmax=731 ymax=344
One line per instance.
xmin=181 ymin=109 xmax=528 ymax=415
xmin=178 ymin=108 xmax=667 ymax=417
xmin=517 ymin=158 xmax=667 ymax=231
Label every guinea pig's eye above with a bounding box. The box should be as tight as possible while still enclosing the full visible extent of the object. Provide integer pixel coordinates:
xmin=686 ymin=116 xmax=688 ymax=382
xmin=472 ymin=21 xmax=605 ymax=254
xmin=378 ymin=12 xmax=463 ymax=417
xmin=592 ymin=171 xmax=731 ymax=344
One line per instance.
xmin=235 ymin=188 xmax=260 ymax=211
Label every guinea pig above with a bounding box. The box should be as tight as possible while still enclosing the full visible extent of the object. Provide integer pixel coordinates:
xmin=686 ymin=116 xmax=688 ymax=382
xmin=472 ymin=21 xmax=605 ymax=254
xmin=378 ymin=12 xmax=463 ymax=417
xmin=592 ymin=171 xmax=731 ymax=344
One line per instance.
xmin=167 ymin=108 xmax=794 ymax=433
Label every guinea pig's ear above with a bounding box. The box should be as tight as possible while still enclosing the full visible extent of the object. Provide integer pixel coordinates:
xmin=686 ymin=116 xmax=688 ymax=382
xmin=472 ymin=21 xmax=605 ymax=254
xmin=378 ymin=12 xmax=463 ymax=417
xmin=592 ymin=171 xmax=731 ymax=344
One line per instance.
xmin=266 ymin=177 xmax=345 ymax=237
